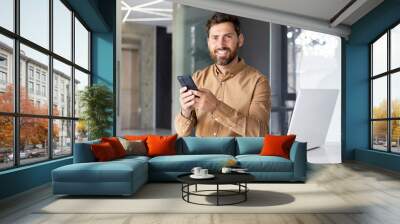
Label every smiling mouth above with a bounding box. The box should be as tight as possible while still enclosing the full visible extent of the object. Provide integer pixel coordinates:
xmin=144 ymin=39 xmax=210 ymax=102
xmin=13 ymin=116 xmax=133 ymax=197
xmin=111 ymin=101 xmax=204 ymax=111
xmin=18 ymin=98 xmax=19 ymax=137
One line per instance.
xmin=215 ymin=49 xmax=230 ymax=57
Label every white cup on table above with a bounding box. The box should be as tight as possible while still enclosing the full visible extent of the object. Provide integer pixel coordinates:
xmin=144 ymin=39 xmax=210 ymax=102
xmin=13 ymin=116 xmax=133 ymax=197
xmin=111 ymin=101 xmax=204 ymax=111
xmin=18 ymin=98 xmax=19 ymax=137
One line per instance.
xmin=191 ymin=167 xmax=202 ymax=176
xmin=199 ymin=169 xmax=208 ymax=176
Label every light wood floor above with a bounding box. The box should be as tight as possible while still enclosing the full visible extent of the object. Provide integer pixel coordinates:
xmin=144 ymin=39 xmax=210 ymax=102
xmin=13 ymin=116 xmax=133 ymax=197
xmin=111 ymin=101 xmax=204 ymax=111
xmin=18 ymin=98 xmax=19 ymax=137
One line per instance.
xmin=1 ymin=162 xmax=400 ymax=224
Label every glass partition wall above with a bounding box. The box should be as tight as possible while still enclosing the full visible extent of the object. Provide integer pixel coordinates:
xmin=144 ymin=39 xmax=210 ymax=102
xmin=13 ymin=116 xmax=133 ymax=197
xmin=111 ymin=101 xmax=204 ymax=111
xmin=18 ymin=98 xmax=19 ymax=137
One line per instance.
xmin=171 ymin=5 xmax=341 ymax=141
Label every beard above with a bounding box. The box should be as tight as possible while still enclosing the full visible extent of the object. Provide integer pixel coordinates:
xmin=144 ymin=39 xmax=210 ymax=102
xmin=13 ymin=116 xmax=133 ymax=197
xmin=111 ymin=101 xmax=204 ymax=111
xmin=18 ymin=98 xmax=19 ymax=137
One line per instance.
xmin=209 ymin=44 xmax=239 ymax=66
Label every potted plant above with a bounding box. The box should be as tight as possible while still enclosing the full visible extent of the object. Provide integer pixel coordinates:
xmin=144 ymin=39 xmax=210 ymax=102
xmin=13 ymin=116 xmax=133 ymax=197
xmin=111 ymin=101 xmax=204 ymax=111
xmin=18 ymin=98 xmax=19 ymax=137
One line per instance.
xmin=79 ymin=84 xmax=113 ymax=140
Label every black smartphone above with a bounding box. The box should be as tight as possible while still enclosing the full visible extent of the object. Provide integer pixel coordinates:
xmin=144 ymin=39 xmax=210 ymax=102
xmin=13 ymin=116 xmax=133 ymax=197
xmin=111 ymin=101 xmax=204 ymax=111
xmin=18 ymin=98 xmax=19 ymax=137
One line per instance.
xmin=177 ymin=75 xmax=198 ymax=91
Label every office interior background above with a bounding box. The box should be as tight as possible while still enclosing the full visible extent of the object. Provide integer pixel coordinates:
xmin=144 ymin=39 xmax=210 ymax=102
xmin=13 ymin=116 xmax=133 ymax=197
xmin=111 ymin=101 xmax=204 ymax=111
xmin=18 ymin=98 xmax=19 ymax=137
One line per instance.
xmin=1 ymin=0 xmax=399 ymax=180
xmin=117 ymin=3 xmax=342 ymax=162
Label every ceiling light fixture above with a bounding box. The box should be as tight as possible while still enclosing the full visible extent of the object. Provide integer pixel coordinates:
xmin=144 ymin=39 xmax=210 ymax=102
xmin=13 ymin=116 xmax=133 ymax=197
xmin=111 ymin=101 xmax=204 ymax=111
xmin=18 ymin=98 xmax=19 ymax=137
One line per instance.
xmin=121 ymin=0 xmax=172 ymax=23
xmin=125 ymin=17 xmax=172 ymax=22
xmin=131 ymin=8 xmax=171 ymax=17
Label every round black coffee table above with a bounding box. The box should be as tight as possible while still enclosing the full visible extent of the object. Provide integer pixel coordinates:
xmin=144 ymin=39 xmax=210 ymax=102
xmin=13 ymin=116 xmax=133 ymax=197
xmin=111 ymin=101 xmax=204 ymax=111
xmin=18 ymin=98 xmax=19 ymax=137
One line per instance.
xmin=177 ymin=173 xmax=255 ymax=206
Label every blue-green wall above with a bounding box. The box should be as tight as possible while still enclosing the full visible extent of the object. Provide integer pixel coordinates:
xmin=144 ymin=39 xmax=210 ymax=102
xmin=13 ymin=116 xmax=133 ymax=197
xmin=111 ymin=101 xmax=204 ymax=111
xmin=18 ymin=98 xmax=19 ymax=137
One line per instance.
xmin=0 ymin=158 xmax=72 ymax=199
xmin=0 ymin=0 xmax=116 ymax=200
xmin=92 ymin=33 xmax=114 ymax=94
xmin=355 ymin=149 xmax=400 ymax=172
xmin=344 ymin=0 xmax=400 ymax=171
xmin=91 ymin=0 xmax=116 ymax=135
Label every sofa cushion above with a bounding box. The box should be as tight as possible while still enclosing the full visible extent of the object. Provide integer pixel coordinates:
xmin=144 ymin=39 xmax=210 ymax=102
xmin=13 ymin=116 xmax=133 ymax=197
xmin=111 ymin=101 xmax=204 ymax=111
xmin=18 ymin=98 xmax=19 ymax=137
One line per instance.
xmin=91 ymin=142 xmax=118 ymax=161
xmin=124 ymin=135 xmax=148 ymax=141
xmin=236 ymin=155 xmax=293 ymax=172
xmin=115 ymin=155 xmax=150 ymax=163
xmin=101 ymin=137 xmax=127 ymax=158
xmin=177 ymin=137 xmax=235 ymax=155
xmin=235 ymin=137 xmax=263 ymax=155
xmin=148 ymin=154 xmax=235 ymax=172
xmin=260 ymin=135 xmax=296 ymax=159
xmin=147 ymin=135 xmax=177 ymax=157
xmin=52 ymin=159 xmax=147 ymax=183
xmin=73 ymin=139 xmax=100 ymax=163
xmin=118 ymin=138 xmax=147 ymax=156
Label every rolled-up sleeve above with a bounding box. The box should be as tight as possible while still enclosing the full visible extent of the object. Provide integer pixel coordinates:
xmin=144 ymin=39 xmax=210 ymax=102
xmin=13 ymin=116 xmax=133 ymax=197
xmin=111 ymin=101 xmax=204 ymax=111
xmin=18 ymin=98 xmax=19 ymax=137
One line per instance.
xmin=175 ymin=111 xmax=197 ymax=137
xmin=210 ymin=76 xmax=270 ymax=136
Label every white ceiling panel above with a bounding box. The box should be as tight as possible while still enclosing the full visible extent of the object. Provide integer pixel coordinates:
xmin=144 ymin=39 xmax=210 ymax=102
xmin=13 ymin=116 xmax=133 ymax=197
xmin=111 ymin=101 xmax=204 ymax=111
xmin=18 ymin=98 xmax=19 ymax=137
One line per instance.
xmin=120 ymin=0 xmax=384 ymax=36
xmin=225 ymin=0 xmax=352 ymax=21
xmin=171 ymin=0 xmax=384 ymax=38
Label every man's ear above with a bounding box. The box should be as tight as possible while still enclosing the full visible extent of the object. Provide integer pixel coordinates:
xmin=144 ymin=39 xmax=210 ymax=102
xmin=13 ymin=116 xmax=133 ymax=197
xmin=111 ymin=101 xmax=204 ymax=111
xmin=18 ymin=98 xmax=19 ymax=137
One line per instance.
xmin=238 ymin=33 xmax=244 ymax=47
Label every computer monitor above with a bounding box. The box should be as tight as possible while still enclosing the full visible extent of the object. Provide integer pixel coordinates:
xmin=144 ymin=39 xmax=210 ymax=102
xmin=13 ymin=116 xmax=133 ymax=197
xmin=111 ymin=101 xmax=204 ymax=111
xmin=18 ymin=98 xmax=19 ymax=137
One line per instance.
xmin=287 ymin=89 xmax=339 ymax=150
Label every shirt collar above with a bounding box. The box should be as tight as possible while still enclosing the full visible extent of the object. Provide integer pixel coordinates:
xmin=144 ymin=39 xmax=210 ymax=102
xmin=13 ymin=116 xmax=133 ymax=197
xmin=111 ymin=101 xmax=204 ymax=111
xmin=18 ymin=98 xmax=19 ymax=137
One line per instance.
xmin=214 ymin=58 xmax=246 ymax=81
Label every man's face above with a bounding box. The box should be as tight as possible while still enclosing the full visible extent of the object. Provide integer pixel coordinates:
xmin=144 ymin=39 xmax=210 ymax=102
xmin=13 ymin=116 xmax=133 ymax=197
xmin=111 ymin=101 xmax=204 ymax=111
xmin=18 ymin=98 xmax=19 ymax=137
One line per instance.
xmin=208 ymin=22 xmax=244 ymax=66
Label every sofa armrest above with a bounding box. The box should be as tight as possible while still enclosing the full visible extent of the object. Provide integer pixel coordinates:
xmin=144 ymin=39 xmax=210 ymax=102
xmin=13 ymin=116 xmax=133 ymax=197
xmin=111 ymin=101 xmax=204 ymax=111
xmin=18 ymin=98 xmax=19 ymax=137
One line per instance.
xmin=289 ymin=141 xmax=307 ymax=181
xmin=73 ymin=140 xmax=100 ymax=163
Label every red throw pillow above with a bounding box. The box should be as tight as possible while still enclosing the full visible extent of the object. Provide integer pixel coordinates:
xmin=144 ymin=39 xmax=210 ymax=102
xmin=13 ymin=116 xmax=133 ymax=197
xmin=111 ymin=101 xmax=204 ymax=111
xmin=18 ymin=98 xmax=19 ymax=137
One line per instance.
xmin=91 ymin=142 xmax=117 ymax=161
xmin=260 ymin=135 xmax=296 ymax=159
xmin=101 ymin=137 xmax=127 ymax=158
xmin=146 ymin=135 xmax=177 ymax=157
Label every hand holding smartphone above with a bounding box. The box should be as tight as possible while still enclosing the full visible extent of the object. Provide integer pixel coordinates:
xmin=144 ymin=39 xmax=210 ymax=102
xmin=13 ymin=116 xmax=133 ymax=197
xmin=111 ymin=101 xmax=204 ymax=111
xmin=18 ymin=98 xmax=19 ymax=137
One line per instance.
xmin=177 ymin=75 xmax=198 ymax=117
xmin=177 ymin=75 xmax=198 ymax=91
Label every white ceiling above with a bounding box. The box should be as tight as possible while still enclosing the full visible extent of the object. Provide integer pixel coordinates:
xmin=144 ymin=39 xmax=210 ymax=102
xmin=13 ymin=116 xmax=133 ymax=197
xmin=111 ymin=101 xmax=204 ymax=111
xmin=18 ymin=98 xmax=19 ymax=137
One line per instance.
xmin=223 ymin=0 xmax=383 ymax=26
xmin=121 ymin=0 xmax=384 ymax=37
xmin=172 ymin=0 xmax=384 ymax=37
xmin=227 ymin=0 xmax=352 ymax=23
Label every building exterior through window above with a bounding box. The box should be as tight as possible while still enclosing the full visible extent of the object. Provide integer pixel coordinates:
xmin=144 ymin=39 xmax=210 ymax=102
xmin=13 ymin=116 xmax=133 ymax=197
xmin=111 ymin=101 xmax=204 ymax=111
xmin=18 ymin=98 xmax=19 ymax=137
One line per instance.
xmin=0 ymin=41 xmax=76 ymax=157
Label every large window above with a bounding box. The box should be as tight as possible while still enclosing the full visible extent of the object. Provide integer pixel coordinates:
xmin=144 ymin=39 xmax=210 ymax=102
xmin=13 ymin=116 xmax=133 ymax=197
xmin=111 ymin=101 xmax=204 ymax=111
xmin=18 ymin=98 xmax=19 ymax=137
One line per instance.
xmin=371 ymin=23 xmax=400 ymax=153
xmin=20 ymin=0 xmax=49 ymax=49
xmin=0 ymin=0 xmax=91 ymax=170
xmin=0 ymin=0 xmax=14 ymax=32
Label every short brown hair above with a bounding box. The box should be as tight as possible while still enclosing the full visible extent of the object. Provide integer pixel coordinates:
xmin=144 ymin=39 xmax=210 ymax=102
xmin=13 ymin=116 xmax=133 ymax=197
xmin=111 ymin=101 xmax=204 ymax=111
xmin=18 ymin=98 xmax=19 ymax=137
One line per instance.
xmin=206 ymin=13 xmax=241 ymax=37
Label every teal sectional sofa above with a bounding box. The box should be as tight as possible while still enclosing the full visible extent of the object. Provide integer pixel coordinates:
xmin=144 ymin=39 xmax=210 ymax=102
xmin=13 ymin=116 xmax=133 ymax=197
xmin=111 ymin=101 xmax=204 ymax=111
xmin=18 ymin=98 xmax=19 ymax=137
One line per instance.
xmin=52 ymin=137 xmax=307 ymax=196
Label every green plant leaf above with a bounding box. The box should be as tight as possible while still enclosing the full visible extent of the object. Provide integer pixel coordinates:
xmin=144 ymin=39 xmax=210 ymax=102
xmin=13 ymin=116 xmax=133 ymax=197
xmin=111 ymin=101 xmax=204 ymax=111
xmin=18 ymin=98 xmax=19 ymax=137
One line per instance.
xmin=79 ymin=84 xmax=113 ymax=140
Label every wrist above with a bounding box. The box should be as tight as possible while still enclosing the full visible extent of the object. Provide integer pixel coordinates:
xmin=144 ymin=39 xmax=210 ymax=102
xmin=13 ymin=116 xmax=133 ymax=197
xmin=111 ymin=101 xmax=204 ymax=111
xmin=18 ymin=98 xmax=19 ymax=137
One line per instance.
xmin=181 ymin=109 xmax=192 ymax=119
xmin=211 ymin=100 xmax=219 ymax=113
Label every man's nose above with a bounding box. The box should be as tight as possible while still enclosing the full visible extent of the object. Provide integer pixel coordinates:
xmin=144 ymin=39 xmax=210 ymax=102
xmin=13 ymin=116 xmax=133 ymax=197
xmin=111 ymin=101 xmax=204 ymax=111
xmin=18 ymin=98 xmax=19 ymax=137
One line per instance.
xmin=216 ymin=38 xmax=227 ymax=48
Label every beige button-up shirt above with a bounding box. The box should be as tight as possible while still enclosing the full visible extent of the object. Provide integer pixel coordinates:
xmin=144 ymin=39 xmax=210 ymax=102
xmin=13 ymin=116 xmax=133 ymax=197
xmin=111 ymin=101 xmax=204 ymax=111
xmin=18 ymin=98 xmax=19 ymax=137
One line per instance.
xmin=175 ymin=59 xmax=271 ymax=137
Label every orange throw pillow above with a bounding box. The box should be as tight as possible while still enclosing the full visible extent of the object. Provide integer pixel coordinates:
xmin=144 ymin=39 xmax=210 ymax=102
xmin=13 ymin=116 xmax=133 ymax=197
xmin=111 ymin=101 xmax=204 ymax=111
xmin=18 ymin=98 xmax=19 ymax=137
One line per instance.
xmin=91 ymin=142 xmax=117 ymax=161
xmin=146 ymin=135 xmax=177 ymax=157
xmin=260 ymin=135 xmax=296 ymax=159
xmin=124 ymin=135 xmax=148 ymax=141
xmin=101 ymin=137 xmax=127 ymax=158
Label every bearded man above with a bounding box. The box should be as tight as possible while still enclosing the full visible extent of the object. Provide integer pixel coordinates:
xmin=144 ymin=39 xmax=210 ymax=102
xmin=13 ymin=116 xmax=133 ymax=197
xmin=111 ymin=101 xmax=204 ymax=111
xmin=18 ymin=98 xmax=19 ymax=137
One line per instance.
xmin=175 ymin=13 xmax=271 ymax=137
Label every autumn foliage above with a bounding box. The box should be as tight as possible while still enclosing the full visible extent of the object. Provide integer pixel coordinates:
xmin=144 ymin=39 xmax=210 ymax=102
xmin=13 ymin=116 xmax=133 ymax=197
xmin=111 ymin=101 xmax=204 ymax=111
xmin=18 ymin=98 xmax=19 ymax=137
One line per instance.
xmin=0 ymin=84 xmax=59 ymax=151
xmin=372 ymin=99 xmax=400 ymax=141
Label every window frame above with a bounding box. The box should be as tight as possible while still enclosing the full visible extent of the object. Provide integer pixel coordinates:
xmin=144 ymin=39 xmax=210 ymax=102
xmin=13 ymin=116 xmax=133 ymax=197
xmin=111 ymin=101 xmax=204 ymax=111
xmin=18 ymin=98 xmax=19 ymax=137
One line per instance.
xmin=0 ymin=0 xmax=92 ymax=171
xmin=0 ymin=71 xmax=7 ymax=85
xmin=0 ymin=53 xmax=8 ymax=89
xmin=370 ymin=21 xmax=400 ymax=154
